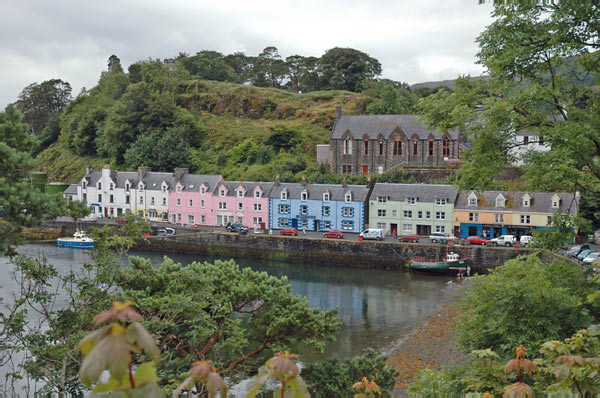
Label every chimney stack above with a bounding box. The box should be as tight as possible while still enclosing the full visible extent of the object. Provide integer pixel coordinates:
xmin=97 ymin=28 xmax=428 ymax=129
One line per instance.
xmin=335 ymin=105 xmax=342 ymax=120
xmin=274 ymin=174 xmax=280 ymax=186
xmin=138 ymin=166 xmax=151 ymax=180
xmin=86 ymin=166 xmax=92 ymax=175
xmin=342 ymin=177 xmax=347 ymax=188
xmin=175 ymin=167 xmax=189 ymax=181
xmin=301 ymin=175 xmax=307 ymax=186
xmin=102 ymin=164 xmax=111 ymax=179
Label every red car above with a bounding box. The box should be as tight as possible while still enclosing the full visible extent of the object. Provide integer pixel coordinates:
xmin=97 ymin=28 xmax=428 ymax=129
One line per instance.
xmin=398 ymin=234 xmax=419 ymax=243
xmin=279 ymin=227 xmax=299 ymax=236
xmin=467 ymin=236 xmax=489 ymax=245
xmin=323 ymin=229 xmax=344 ymax=239
xmin=115 ymin=218 xmax=127 ymax=224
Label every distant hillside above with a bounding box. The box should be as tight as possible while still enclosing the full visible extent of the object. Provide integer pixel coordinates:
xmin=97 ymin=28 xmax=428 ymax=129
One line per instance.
xmin=410 ymin=75 xmax=486 ymax=91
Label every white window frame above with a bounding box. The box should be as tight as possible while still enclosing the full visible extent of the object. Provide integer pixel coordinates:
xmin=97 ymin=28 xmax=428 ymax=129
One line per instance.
xmin=495 ymin=213 xmax=505 ymax=223
xmin=189 ymin=199 xmax=193 ymax=207
xmin=237 ymin=190 xmax=244 ymax=198
xmin=403 ymin=210 xmax=412 ymax=218
xmin=188 ymin=215 xmax=195 ymax=225
xmin=435 ymin=225 xmax=445 ymax=233
xmin=345 ymin=192 xmax=352 ymax=203
xmin=402 ymin=224 xmax=413 ymax=232
xmin=177 ymin=198 xmax=181 ymax=206
xmin=254 ymin=203 xmax=262 ymax=211
xmin=435 ymin=198 xmax=447 ymax=206
xmin=238 ymin=203 xmax=243 ymax=210
xmin=176 ymin=185 xmax=181 ymax=193
xmin=255 ymin=190 xmax=261 ymax=198
xmin=300 ymin=205 xmax=308 ymax=215
xmin=406 ymin=197 xmax=417 ymax=205
xmin=323 ymin=192 xmax=330 ymax=202
xmin=343 ymin=207 xmax=354 ymax=217
xmin=219 ymin=202 xmax=226 ymax=210
xmin=301 ymin=191 xmax=308 ymax=201
xmin=377 ymin=209 xmax=386 ymax=217
xmin=281 ymin=191 xmax=288 ymax=200
xmin=436 ymin=211 xmax=446 ymax=220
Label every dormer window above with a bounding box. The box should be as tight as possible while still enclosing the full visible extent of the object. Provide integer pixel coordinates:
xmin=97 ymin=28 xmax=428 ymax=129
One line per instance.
xmin=323 ymin=192 xmax=330 ymax=202
xmin=176 ymin=185 xmax=181 ymax=193
xmin=138 ymin=183 xmax=144 ymax=191
xmin=162 ymin=184 xmax=167 ymax=192
xmin=495 ymin=195 xmax=505 ymax=208
xmin=110 ymin=183 xmax=114 ymax=190
xmin=82 ymin=181 xmax=87 ymax=188
xmin=125 ymin=183 xmax=130 ymax=191
xmin=254 ymin=190 xmax=261 ymax=198
xmin=237 ymin=190 xmax=244 ymax=198
xmin=345 ymin=192 xmax=352 ymax=203
xmin=98 ymin=182 xmax=102 ymax=190
xmin=468 ymin=192 xmax=478 ymax=206
xmin=551 ymin=194 xmax=561 ymax=208
xmin=281 ymin=190 xmax=288 ymax=200
xmin=220 ymin=189 xmax=226 ymax=197
xmin=522 ymin=194 xmax=531 ymax=208
xmin=301 ymin=191 xmax=308 ymax=201
xmin=201 ymin=187 xmax=206 ymax=195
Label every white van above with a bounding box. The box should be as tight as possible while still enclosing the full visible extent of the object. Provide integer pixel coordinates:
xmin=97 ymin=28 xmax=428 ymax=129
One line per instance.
xmin=491 ymin=235 xmax=516 ymax=247
xmin=520 ymin=235 xmax=533 ymax=246
xmin=360 ymin=229 xmax=384 ymax=241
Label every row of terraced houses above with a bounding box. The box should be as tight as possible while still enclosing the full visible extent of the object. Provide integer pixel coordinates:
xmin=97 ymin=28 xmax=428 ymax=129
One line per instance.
xmin=64 ymin=166 xmax=579 ymax=238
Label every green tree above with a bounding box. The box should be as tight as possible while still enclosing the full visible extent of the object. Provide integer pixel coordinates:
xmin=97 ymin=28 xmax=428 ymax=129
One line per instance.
xmin=364 ymin=80 xmax=417 ymax=114
xmin=456 ymin=254 xmax=597 ymax=357
xmin=255 ymin=46 xmax=288 ymax=89
xmin=35 ymin=113 xmax=61 ymax=152
xmin=418 ymin=2 xmax=600 ymax=195
xmin=15 ymin=78 xmax=72 ymax=134
xmin=265 ymin=125 xmax=301 ymax=152
xmin=179 ymin=50 xmax=239 ymax=82
xmin=530 ymin=213 xmax=588 ymax=251
xmin=318 ymin=47 xmax=382 ymax=92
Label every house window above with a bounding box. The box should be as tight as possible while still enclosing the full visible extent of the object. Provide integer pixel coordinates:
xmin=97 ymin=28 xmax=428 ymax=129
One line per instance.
xmin=417 ymin=211 xmax=423 ymax=219
xmin=279 ymin=204 xmax=290 ymax=214
xmin=342 ymin=207 xmax=354 ymax=217
xmin=176 ymin=185 xmax=181 ymax=193
xmin=189 ymin=199 xmax=193 ymax=207
xmin=443 ymin=137 xmax=450 ymax=157
xmin=323 ymin=193 xmax=330 ymax=202
xmin=377 ymin=209 xmax=386 ymax=217
xmin=200 ymin=200 xmax=204 ymax=208
xmin=254 ymin=203 xmax=262 ymax=211
xmin=301 ymin=219 xmax=308 ymax=228
xmin=98 ymin=183 xmax=102 ymax=190
xmin=469 ymin=212 xmax=479 ymax=222
xmin=435 ymin=198 xmax=447 ymax=206
xmin=162 ymin=185 xmax=166 ymax=192
xmin=426 ymin=211 xmax=431 ymax=219
xmin=377 ymin=196 xmax=388 ymax=203
xmin=552 ymin=199 xmax=560 ymax=208
xmin=403 ymin=210 xmax=412 ymax=218
xmin=109 ymin=194 xmax=114 ymax=203
xmin=364 ymin=140 xmax=369 ymax=156
xmin=253 ymin=216 xmax=263 ymax=225
xmin=393 ymin=140 xmax=402 ymax=156
xmin=345 ymin=192 xmax=352 ymax=203
xmin=547 ymin=216 xmax=552 ymax=225
xmin=322 ymin=206 xmax=330 ymax=216
xmin=279 ymin=218 xmax=289 ymax=227
xmin=378 ymin=166 xmax=384 ymax=174
xmin=110 ymin=183 xmax=114 ymax=190
xmin=435 ymin=225 xmax=446 ymax=233
xmin=343 ymin=139 xmax=353 ymax=155
xmin=255 ymin=190 xmax=261 ymax=198
xmin=468 ymin=195 xmax=478 ymax=206
xmin=342 ymin=220 xmax=354 ymax=230
xmin=98 ymin=194 xmax=102 ymax=202
xmin=177 ymin=198 xmax=181 ymax=206
xmin=378 ymin=141 xmax=384 ymax=156
xmin=201 ymin=187 xmax=206 ymax=194
xmin=436 ymin=212 xmax=446 ymax=220
xmin=495 ymin=213 xmax=504 ymax=223
xmin=138 ymin=184 xmax=144 ymax=191
xmin=238 ymin=203 xmax=243 ymax=210
xmin=220 ymin=189 xmax=226 ymax=197
xmin=392 ymin=210 xmax=397 ymax=217
xmin=162 ymin=198 xmax=166 ymax=206
xmin=342 ymin=165 xmax=352 ymax=174
xmin=188 ymin=215 xmax=195 ymax=224
xmin=376 ymin=222 xmax=386 ymax=230
xmin=237 ymin=190 xmax=244 ymax=198
xmin=125 ymin=183 xmax=130 ymax=191
xmin=177 ymin=213 xmax=182 ymax=222
xmin=324 ymin=220 xmax=332 ymax=229
xmin=300 ymin=205 xmax=308 ymax=215
xmin=125 ymin=195 xmax=129 ymax=204
xmin=281 ymin=191 xmax=288 ymax=200
xmin=521 ymin=215 xmax=531 ymax=224
xmin=523 ymin=136 xmax=529 ymax=144
xmin=523 ymin=199 xmax=530 ymax=207
xmin=201 ymin=215 xmax=206 ymax=223
xmin=301 ymin=191 xmax=308 ymax=201
xmin=413 ymin=141 xmax=418 ymax=156
xmin=428 ymin=141 xmax=434 ymax=156
xmin=406 ymin=197 xmax=417 ymax=205
xmin=150 ymin=197 xmax=155 ymax=205
xmin=219 ymin=202 xmax=226 ymax=210
xmin=403 ymin=224 xmax=413 ymax=232
xmin=496 ymin=197 xmax=505 ymax=207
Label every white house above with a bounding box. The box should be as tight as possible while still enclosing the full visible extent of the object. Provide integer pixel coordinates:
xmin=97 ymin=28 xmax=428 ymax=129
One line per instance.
xmin=510 ymin=131 xmax=551 ymax=166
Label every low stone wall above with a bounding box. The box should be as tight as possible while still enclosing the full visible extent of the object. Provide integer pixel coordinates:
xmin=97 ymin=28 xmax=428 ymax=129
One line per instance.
xmin=135 ymin=232 xmax=532 ymax=272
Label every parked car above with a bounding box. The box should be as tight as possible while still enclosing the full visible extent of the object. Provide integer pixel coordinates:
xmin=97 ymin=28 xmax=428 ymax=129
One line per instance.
xmin=578 ymin=249 xmax=595 ymax=261
xmin=226 ymin=223 xmax=249 ymax=234
xmin=323 ymin=229 xmax=344 ymax=239
xmin=398 ymin=234 xmax=419 ymax=243
xmin=491 ymin=235 xmax=516 ymax=247
xmin=115 ymin=217 xmax=127 ymax=224
xmin=428 ymin=232 xmax=456 ymax=243
xmin=567 ymin=244 xmax=591 ymax=257
xmin=81 ymin=215 xmax=97 ymax=222
xmin=360 ymin=229 xmax=384 ymax=241
xmin=519 ymin=235 xmax=534 ymax=247
xmin=466 ymin=236 xmax=489 ymax=245
xmin=280 ymin=227 xmax=299 ymax=236
xmin=583 ymin=252 xmax=600 ymax=264
xmin=157 ymin=227 xmax=175 ymax=236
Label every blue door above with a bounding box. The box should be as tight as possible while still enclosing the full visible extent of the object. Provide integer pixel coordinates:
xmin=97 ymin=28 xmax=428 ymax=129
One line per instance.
xmin=291 ymin=218 xmax=298 ymax=228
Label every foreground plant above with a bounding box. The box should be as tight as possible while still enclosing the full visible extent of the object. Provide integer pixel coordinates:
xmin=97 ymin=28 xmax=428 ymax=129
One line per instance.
xmin=173 ymin=360 xmax=227 ymax=398
xmin=353 ymin=377 xmax=381 ymax=397
xmin=502 ymin=346 xmax=538 ymax=398
xmin=76 ymin=301 xmax=162 ymax=397
xmin=247 ymin=351 xmax=309 ymax=398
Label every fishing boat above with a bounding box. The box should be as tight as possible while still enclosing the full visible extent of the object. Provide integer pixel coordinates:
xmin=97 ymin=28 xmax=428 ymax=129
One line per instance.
xmin=56 ymin=231 xmax=94 ymax=248
xmin=410 ymin=250 xmax=470 ymax=272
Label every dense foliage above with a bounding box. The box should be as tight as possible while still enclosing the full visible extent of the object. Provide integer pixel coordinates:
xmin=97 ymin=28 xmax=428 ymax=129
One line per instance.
xmin=456 ymin=255 xmax=599 ymax=357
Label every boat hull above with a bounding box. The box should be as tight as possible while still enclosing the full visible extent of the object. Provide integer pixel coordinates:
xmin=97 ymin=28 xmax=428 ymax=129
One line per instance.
xmin=410 ymin=258 xmax=470 ymax=272
xmin=56 ymin=239 xmax=94 ymax=248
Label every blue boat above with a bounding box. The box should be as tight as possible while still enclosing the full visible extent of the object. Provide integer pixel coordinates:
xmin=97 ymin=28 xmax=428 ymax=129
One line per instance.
xmin=56 ymin=231 xmax=94 ymax=248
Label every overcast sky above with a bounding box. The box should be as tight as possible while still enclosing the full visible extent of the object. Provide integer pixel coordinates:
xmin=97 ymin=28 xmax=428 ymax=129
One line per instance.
xmin=0 ymin=0 xmax=494 ymax=109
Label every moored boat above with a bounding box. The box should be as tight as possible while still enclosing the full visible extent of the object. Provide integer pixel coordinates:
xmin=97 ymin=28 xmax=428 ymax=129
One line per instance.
xmin=56 ymin=231 xmax=94 ymax=248
xmin=410 ymin=252 xmax=470 ymax=272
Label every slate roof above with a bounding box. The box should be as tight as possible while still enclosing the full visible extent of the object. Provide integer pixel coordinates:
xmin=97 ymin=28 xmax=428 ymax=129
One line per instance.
xmin=64 ymin=184 xmax=78 ymax=194
xmin=455 ymin=190 xmax=578 ymax=215
xmin=213 ymin=181 xmax=274 ymax=198
xmin=179 ymin=174 xmax=222 ymax=193
xmin=116 ymin=172 xmax=139 ymax=189
xmin=269 ymin=183 xmax=370 ymax=202
xmin=331 ymin=115 xmax=460 ymax=140
xmin=82 ymin=171 xmax=102 ymax=186
xmin=371 ymin=183 xmax=458 ymax=203
xmin=140 ymin=172 xmax=175 ymax=191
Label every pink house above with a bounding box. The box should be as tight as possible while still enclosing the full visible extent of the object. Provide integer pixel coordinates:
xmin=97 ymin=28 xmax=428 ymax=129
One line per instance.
xmin=168 ymin=173 xmax=222 ymax=226
xmin=212 ymin=181 xmax=274 ymax=228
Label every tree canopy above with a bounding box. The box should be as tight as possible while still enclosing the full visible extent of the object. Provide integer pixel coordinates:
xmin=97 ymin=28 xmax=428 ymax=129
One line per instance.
xmin=15 ymin=78 xmax=72 ymax=134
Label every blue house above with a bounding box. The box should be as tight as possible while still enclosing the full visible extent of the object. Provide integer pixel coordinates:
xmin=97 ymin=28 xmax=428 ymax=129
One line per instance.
xmin=268 ymin=180 xmax=369 ymax=233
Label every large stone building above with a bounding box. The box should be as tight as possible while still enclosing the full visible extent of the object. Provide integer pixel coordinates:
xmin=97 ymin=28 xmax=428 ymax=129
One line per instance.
xmin=328 ymin=108 xmax=463 ymax=175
